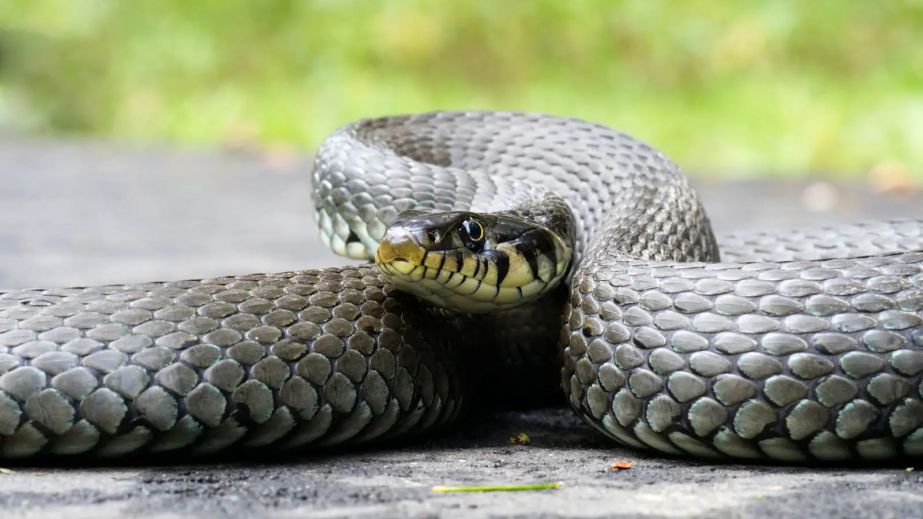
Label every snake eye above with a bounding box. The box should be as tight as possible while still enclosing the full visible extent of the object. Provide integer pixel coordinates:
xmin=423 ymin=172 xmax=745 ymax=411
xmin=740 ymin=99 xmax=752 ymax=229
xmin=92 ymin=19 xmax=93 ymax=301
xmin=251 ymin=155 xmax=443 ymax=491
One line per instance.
xmin=459 ymin=219 xmax=485 ymax=251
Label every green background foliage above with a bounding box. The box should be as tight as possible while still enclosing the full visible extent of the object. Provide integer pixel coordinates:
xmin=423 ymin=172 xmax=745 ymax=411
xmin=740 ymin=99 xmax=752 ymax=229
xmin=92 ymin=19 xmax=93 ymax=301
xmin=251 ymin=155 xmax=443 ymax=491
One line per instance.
xmin=2 ymin=0 xmax=922 ymax=178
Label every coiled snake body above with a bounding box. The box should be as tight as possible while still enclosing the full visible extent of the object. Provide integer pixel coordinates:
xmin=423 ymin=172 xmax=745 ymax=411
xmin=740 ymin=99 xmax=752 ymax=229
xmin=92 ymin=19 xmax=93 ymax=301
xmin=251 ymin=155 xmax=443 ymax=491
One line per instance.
xmin=1 ymin=112 xmax=922 ymax=462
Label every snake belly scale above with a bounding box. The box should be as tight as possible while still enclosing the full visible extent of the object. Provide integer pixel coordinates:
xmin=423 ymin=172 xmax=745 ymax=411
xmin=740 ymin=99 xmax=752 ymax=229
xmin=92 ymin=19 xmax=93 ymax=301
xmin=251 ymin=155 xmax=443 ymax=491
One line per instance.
xmin=1 ymin=111 xmax=922 ymax=462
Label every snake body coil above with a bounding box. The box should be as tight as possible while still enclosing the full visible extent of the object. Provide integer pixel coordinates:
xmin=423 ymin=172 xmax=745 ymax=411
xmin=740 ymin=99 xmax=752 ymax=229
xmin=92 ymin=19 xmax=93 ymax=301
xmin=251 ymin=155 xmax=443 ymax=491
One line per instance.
xmin=1 ymin=112 xmax=921 ymax=462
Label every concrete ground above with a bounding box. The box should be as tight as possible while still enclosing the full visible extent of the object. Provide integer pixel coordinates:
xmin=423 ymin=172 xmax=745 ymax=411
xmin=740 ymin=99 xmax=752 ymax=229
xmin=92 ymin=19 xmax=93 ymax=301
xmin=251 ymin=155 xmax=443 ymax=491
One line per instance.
xmin=0 ymin=137 xmax=921 ymax=518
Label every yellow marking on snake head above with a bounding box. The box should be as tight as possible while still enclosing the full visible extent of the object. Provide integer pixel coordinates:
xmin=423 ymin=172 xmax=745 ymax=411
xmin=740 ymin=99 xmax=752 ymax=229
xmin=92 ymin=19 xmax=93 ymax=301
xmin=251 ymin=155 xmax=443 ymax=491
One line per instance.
xmin=375 ymin=209 xmax=574 ymax=313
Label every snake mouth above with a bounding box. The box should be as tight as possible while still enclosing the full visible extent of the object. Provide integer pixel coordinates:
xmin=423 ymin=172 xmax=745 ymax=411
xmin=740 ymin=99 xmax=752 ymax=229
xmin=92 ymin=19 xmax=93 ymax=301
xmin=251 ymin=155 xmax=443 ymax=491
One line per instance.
xmin=381 ymin=258 xmax=417 ymax=275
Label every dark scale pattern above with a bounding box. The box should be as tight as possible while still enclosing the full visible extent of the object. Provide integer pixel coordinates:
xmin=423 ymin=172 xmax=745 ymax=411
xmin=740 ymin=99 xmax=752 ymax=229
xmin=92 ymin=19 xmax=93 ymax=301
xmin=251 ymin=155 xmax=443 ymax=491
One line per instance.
xmin=312 ymin=111 xmax=923 ymax=462
xmin=3 ymin=111 xmax=922 ymax=462
xmin=565 ymin=248 xmax=923 ymax=461
xmin=0 ymin=267 xmax=464 ymax=458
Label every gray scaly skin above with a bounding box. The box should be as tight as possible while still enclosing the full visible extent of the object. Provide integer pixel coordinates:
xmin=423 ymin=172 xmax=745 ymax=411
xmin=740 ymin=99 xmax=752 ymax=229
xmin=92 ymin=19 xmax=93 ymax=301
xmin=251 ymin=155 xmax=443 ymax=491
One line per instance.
xmin=0 ymin=269 xmax=468 ymax=458
xmin=311 ymin=112 xmax=923 ymax=461
xmin=0 ymin=111 xmax=921 ymax=462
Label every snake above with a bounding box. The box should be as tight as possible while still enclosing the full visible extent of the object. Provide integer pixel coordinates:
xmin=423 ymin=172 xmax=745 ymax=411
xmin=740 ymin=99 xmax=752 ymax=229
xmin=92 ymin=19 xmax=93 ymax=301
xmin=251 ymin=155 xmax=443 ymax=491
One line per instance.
xmin=0 ymin=111 xmax=921 ymax=462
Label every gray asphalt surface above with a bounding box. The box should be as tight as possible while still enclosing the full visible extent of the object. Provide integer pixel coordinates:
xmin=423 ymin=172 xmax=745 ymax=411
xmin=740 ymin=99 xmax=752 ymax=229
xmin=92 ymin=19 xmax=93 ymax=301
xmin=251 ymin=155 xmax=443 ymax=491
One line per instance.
xmin=1 ymin=137 xmax=922 ymax=518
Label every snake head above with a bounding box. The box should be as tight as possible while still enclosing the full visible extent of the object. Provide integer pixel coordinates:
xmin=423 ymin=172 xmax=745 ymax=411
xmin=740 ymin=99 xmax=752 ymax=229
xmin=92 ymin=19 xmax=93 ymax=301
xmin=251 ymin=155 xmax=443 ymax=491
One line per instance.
xmin=375 ymin=210 xmax=573 ymax=313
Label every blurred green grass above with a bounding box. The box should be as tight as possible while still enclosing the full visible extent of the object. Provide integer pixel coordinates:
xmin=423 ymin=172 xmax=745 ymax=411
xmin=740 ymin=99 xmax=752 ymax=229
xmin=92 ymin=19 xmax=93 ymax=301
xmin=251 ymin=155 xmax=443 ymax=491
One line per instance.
xmin=1 ymin=0 xmax=922 ymax=179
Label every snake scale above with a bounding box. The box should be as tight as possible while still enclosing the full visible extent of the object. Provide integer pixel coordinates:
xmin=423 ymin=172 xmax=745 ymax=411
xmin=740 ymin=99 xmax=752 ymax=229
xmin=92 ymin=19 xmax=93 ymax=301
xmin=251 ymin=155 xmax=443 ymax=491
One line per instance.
xmin=1 ymin=111 xmax=922 ymax=462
